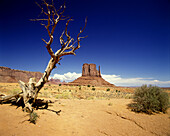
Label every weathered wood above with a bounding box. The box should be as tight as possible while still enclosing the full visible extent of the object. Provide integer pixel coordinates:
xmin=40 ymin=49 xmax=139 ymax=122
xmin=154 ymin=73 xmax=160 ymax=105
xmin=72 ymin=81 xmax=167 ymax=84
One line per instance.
xmin=0 ymin=0 xmax=87 ymax=112
xmin=0 ymin=92 xmax=21 ymax=102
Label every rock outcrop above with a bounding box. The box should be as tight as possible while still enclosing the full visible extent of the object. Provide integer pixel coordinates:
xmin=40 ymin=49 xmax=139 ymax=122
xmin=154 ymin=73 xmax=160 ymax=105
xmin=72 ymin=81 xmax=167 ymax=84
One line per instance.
xmin=82 ymin=63 xmax=101 ymax=77
xmin=49 ymin=78 xmax=66 ymax=85
xmin=0 ymin=66 xmax=64 ymax=84
xmin=0 ymin=66 xmax=43 ymax=83
xmin=67 ymin=64 xmax=115 ymax=87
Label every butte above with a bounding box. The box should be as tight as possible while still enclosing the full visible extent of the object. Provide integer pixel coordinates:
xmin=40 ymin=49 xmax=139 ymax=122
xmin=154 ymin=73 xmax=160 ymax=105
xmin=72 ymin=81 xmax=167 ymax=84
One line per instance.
xmin=67 ymin=63 xmax=115 ymax=87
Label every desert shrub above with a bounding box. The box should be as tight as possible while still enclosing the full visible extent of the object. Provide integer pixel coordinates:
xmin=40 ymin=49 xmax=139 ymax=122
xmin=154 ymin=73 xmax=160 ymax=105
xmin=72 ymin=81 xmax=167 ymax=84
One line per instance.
xmin=79 ymin=85 xmax=81 ymax=90
xmin=87 ymin=96 xmax=94 ymax=100
xmin=108 ymin=102 xmax=112 ymax=106
xmin=44 ymin=87 xmax=48 ymax=90
xmin=129 ymin=85 xmax=169 ymax=114
xmin=87 ymin=85 xmax=90 ymax=87
xmin=92 ymin=87 xmax=95 ymax=91
xmin=59 ymin=84 xmax=61 ymax=86
xmin=29 ymin=112 xmax=39 ymax=124
xmin=124 ymin=93 xmax=133 ymax=99
xmin=116 ymin=90 xmax=119 ymax=92
xmin=106 ymin=88 xmax=110 ymax=91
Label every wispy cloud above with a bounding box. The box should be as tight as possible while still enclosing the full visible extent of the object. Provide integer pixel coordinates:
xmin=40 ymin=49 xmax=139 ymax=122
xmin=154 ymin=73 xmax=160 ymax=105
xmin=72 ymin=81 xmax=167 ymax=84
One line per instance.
xmin=50 ymin=72 xmax=170 ymax=87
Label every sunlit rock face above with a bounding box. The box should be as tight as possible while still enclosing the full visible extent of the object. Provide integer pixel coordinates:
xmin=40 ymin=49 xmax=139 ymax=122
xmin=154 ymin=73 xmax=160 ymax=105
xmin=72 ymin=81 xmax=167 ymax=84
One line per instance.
xmin=82 ymin=63 xmax=101 ymax=77
xmin=0 ymin=66 xmax=65 ymax=84
xmin=0 ymin=66 xmax=43 ymax=83
xmin=67 ymin=63 xmax=115 ymax=87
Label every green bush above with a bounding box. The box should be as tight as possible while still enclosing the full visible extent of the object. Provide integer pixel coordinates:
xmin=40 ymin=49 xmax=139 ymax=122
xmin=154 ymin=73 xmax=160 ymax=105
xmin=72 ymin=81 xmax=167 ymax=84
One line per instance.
xmin=79 ymin=85 xmax=81 ymax=90
xmin=92 ymin=87 xmax=95 ymax=91
xmin=116 ymin=90 xmax=120 ymax=92
xmin=106 ymin=88 xmax=110 ymax=91
xmin=129 ymin=85 xmax=169 ymax=114
xmin=87 ymin=85 xmax=90 ymax=87
xmin=44 ymin=87 xmax=48 ymax=90
xmin=59 ymin=84 xmax=61 ymax=86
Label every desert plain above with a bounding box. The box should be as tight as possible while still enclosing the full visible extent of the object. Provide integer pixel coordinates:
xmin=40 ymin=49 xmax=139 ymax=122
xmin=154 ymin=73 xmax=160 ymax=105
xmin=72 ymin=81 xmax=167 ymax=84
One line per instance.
xmin=0 ymin=83 xmax=170 ymax=136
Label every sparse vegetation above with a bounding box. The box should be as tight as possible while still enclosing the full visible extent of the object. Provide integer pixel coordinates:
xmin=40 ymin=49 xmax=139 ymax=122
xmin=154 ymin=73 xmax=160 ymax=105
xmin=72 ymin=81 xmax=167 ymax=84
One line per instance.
xmin=87 ymin=85 xmax=90 ymax=87
xmin=59 ymin=84 xmax=62 ymax=86
xmin=87 ymin=96 xmax=95 ymax=100
xmin=55 ymin=91 xmax=72 ymax=99
xmin=79 ymin=86 xmax=81 ymax=90
xmin=29 ymin=112 xmax=39 ymax=124
xmin=1 ymin=83 xmax=169 ymax=102
xmin=44 ymin=87 xmax=48 ymax=90
xmin=39 ymin=90 xmax=51 ymax=98
xmin=108 ymin=102 xmax=113 ymax=106
xmin=116 ymin=90 xmax=120 ymax=93
xmin=124 ymin=93 xmax=133 ymax=99
xmin=129 ymin=85 xmax=169 ymax=114
xmin=106 ymin=88 xmax=110 ymax=91
xmin=9 ymin=88 xmax=20 ymax=95
xmin=92 ymin=87 xmax=95 ymax=91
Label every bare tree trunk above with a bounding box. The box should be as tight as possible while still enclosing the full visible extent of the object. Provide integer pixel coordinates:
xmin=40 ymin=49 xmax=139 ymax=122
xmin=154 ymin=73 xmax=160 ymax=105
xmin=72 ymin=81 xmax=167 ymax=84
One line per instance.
xmin=0 ymin=0 xmax=87 ymax=113
xmin=33 ymin=57 xmax=58 ymax=102
xmin=19 ymin=57 xmax=58 ymax=112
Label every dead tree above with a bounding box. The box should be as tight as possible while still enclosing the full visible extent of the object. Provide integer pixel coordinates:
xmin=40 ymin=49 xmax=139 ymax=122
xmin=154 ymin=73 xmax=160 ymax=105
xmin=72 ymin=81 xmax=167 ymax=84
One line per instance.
xmin=0 ymin=0 xmax=87 ymax=112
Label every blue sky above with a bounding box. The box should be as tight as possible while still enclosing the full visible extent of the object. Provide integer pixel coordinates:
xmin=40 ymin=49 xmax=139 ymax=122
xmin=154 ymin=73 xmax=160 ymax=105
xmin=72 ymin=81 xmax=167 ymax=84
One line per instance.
xmin=0 ymin=0 xmax=169 ymax=87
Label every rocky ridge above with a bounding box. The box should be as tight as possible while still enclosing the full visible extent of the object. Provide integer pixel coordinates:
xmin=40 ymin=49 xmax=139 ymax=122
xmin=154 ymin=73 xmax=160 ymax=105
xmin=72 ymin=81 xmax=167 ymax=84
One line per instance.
xmin=0 ymin=66 xmax=64 ymax=84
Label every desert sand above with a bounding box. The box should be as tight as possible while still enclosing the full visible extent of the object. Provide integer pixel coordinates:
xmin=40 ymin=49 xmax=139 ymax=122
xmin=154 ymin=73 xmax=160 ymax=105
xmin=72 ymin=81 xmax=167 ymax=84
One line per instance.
xmin=0 ymin=99 xmax=170 ymax=136
xmin=0 ymin=83 xmax=170 ymax=136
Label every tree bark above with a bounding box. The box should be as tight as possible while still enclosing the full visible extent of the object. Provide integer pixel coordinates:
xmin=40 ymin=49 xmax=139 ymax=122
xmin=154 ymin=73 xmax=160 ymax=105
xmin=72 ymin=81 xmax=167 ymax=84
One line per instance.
xmin=0 ymin=0 xmax=87 ymax=113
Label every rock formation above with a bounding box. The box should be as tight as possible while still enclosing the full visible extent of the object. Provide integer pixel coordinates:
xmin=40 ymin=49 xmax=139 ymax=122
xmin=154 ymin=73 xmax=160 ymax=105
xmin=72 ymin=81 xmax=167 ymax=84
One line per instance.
xmin=67 ymin=63 xmax=115 ymax=87
xmin=0 ymin=66 xmax=64 ymax=84
xmin=0 ymin=66 xmax=43 ymax=83
xmin=82 ymin=63 xmax=101 ymax=77
xmin=49 ymin=78 xmax=66 ymax=85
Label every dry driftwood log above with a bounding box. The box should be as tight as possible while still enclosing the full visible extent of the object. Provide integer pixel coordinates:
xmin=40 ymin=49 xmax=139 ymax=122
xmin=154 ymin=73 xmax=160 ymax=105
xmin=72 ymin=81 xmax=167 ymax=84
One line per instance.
xmin=0 ymin=0 xmax=87 ymax=112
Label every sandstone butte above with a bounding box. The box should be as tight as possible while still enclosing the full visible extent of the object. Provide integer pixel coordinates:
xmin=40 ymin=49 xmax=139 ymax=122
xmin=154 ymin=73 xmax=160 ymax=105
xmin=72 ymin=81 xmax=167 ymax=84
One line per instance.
xmin=67 ymin=63 xmax=116 ymax=87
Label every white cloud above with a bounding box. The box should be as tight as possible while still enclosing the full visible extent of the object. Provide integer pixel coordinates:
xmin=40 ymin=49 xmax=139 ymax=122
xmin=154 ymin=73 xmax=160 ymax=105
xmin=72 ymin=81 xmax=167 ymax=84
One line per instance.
xmin=51 ymin=72 xmax=81 ymax=82
xmin=102 ymin=74 xmax=170 ymax=87
xmin=50 ymin=72 xmax=170 ymax=87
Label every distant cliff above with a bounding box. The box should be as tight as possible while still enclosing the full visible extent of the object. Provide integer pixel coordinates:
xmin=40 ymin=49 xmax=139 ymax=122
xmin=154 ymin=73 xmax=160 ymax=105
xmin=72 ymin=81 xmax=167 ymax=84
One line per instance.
xmin=0 ymin=66 xmax=64 ymax=84
xmin=0 ymin=66 xmax=43 ymax=83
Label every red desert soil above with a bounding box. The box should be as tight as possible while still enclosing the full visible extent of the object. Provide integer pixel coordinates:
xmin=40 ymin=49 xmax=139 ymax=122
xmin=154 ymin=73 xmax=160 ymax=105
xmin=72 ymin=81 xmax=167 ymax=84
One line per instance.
xmin=0 ymin=99 xmax=169 ymax=136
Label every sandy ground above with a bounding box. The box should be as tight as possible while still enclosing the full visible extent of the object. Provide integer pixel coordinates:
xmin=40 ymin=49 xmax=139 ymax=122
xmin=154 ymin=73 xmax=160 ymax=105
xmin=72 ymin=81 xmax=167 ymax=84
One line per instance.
xmin=0 ymin=99 xmax=169 ymax=136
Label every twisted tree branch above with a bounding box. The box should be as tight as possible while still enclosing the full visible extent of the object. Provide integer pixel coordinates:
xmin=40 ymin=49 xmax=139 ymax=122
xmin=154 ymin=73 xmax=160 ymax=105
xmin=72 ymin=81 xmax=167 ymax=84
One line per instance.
xmin=1 ymin=0 xmax=87 ymax=113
